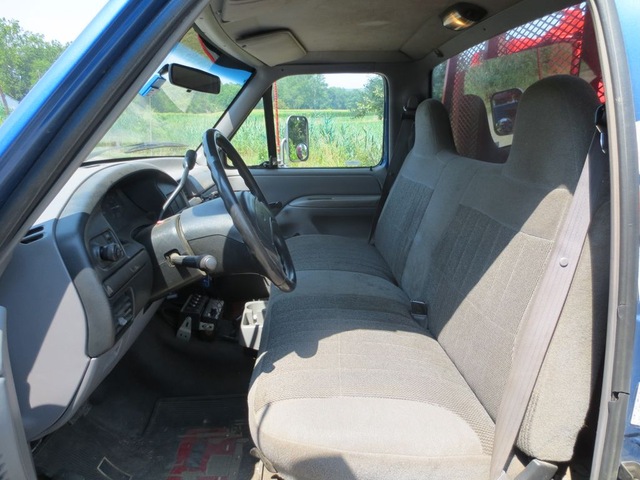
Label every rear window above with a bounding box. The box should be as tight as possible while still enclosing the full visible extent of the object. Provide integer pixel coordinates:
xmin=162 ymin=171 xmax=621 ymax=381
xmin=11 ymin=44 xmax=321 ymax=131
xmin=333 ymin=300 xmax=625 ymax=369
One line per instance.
xmin=432 ymin=3 xmax=602 ymax=156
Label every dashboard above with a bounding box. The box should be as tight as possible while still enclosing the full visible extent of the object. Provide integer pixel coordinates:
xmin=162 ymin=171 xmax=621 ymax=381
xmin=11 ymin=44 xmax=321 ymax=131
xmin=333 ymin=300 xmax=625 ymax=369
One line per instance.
xmin=56 ymin=165 xmax=191 ymax=356
xmin=0 ymin=157 xmax=260 ymax=441
xmin=0 ymin=161 xmax=198 ymax=440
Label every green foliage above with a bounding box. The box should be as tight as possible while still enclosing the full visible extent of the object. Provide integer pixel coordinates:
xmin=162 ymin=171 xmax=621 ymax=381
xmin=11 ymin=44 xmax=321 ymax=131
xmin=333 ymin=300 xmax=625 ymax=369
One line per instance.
xmin=275 ymin=74 xmax=382 ymax=114
xmin=276 ymin=75 xmax=330 ymax=109
xmin=232 ymin=106 xmax=269 ymax=164
xmin=276 ymin=74 xmax=385 ymax=119
xmin=231 ymin=109 xmax=383 ymax=168
xmin=0 ymin=18 xmax=67 ymax=103
xmin=149 ymin=90 xmax=181 ymax=113
xmin=464 ymin=50 xmax=539 ymax=105
xmin=93 ymin=72 xmax=384 ymax=167
xmin=327 ymin=87 xmax=359 ymax=110
xmin=353 ymin=76 xmax=384 ymax=119
xmin=297 ymin=111 xmax=382 ymax=167
xmin=431 ymin=63 xmax=446 ymax=100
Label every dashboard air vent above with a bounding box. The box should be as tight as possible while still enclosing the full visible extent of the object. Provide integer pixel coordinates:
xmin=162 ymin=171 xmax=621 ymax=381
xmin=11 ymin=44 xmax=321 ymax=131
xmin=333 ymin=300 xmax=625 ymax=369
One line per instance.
xmin=20 ymin=226 xmax=44 ymax=245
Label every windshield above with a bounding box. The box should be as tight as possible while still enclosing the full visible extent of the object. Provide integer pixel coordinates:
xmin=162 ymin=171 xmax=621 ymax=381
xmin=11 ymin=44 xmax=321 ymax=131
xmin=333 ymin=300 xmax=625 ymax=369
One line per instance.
xmin=88 ymin=29 xmax=251 ymax=161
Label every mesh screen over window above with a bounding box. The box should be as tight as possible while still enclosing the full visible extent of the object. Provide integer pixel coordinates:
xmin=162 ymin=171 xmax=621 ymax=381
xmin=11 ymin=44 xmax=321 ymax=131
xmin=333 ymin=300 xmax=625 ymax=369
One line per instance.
xmin=432 ymin=3 xmax=602 ymax=160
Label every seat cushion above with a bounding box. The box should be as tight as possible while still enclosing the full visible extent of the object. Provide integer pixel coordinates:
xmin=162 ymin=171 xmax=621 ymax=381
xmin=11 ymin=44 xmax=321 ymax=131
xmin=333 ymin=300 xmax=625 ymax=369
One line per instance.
xmin=249 ymin=277 xmax=495 ymax=480
xmin=286 ymin=234 xmax=394 ymax=281
xmin=269 ymin=269 xmax=407 ymax=308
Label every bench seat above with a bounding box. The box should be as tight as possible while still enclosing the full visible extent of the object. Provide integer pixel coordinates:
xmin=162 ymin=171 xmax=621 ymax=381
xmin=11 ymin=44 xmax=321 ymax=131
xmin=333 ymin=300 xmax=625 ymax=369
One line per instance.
xmin=249 ymin=76 xmax=609 ymax=480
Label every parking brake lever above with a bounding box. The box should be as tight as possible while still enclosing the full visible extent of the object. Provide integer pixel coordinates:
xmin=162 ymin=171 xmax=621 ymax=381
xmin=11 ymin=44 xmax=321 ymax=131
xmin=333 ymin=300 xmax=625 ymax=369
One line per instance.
xmin=158 ymin=149 xmax=197 ymax=221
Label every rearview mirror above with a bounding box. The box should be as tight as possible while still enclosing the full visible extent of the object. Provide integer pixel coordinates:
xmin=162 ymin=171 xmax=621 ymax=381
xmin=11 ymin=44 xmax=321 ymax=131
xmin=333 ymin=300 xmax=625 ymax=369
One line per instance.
xmin=490 ymin=88 xmax=522 ymax=136
xmin=167 ymin=64 xmax=221 ymax=94
xmin=286 ymin=115 xmax=309 ymax=162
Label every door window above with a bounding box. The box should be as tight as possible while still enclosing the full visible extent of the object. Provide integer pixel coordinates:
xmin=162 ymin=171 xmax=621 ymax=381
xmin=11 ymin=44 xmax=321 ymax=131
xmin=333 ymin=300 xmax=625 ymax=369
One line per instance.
xmin=236 ymin=73 xmax=385 ymax=168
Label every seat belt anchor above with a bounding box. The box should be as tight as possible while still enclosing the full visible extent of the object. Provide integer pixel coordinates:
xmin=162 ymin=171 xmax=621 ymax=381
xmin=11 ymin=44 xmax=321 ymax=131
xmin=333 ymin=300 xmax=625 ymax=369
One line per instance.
xmin=595 ymin=105 xmax=607 ymax=154
xmin=410 ymin=300 xmax=428 ymax=324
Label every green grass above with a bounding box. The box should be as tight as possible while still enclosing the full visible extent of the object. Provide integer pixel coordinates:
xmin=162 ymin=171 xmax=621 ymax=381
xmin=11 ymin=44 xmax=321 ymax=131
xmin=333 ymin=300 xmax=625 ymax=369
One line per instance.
xmin=93 ymin=103 xmax=383 ymax=168
xmin=235 ymin=109 xmax=383 ymax=168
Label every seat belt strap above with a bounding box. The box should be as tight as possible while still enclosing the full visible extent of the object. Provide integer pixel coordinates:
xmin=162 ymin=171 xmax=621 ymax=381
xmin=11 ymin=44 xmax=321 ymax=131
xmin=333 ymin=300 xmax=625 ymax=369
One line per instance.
xmin=368 ymin=97 xmax=418 ymax=243
xmin=490 ymin=108 xmax=607 ymax=480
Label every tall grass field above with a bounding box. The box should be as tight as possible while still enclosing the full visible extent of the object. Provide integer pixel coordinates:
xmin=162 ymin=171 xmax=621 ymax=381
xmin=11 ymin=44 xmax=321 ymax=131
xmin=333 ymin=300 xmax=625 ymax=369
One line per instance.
xmin=234 ymin=109 xmax=383 ymax=168
xmin=95 ymin=102 xmax=383 ymax=168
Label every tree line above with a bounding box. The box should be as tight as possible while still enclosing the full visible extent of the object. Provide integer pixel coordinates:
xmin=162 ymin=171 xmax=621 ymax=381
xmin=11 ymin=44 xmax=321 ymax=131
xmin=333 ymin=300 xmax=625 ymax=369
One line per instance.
xmin=276 ymin=74 xmax=384 ymax=118
xmin=149 ymin=74 xmax=385 ymax=118
xmin=0 ymin=18 xmax=385 ymax=121
xmin=0 ymin=18 xmax=67 ymax=118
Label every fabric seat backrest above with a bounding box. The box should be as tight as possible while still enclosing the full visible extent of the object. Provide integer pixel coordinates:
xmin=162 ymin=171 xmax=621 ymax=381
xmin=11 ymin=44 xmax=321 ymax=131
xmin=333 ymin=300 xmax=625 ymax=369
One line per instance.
xmin=373 ymin=99 xmax=458 ymax=281
xmin=421 ymin=76 xmax=607 ymax=462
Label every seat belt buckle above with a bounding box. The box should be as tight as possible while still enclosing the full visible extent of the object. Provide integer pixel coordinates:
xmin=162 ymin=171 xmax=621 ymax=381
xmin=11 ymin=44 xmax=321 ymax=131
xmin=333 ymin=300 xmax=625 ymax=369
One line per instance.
xmin=410 ymin=300 xmax=428 ymax=324
xmin=512 ymin=459 xmax=557 ymax=480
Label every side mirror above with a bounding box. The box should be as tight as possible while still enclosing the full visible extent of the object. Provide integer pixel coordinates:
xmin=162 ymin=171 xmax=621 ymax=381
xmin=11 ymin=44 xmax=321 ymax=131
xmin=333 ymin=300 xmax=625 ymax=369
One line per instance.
xmin=490 ymin=88 xmax=522 ymax=136
xmin=167 ymin=64 xmax=221 ymax=94
xmin=286 ymin=115 xmax=309 ymax=162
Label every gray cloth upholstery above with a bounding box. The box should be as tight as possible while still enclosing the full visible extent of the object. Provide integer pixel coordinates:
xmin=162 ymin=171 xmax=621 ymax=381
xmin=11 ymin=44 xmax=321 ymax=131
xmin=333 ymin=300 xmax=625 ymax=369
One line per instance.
xmin=249 ymin=76 xmax=607 ymax=478
xmin=504 ymin=75 xmax=599 ymax=189
xmin=285 ymin=99 xmax=457 ymax=282
xmin=251 ymin=280 xmax=495 ymax=479
xmin=286 ymin=234 xmax=393 ymax=281
xmin=374 ymin=99 xmax=456 ymax=279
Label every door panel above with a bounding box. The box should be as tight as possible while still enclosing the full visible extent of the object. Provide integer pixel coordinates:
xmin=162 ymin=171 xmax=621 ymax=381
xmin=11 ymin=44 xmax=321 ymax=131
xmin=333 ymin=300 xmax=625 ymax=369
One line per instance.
xmin=277 ymin=194 xmax=380 ymax=238
xmin=227 ymin=166 xmax=385 ymax=239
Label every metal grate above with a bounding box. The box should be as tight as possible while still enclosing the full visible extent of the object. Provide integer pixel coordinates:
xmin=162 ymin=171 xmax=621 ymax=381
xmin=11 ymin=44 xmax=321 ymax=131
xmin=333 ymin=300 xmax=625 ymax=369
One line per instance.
xmin=442 ymin=3 xmax=602 ymax=159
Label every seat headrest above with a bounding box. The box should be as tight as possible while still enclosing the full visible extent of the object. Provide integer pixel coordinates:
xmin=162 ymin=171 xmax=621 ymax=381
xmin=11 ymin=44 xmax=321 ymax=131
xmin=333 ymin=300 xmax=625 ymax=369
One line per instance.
xmin=503 ymin=75 xmax=600 ymax=189
xmin=414 ymin=99 xmax=456 ymax=157
xmin=404 ymin=95 xmax=420 ymax=112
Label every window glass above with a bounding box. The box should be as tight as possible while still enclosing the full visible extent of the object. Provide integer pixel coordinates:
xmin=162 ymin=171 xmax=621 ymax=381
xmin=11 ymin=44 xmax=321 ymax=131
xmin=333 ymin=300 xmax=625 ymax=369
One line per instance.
xmin=88 ymin=29 xmax=251 ymax=161
xmin=233 ymin=99 xmax=268 ymax=165
xmin=275 ymin=74 xmax=384 ymax=168
xmin=0 ymin=1 xmax=108 ymax=126
xmin=432 ymin=3 xmax=602 ymax=155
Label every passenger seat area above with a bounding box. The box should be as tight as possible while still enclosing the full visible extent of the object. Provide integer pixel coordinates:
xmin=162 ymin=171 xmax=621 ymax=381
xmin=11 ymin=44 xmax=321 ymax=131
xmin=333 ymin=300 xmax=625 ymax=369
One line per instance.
xmin=249 ymin=76 xmax=610 ymax=480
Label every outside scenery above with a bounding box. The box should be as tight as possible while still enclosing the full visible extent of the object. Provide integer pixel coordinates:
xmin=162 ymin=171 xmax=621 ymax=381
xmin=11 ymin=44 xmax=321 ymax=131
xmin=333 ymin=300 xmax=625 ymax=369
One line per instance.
xmin=0 ymin=20 xmax=384 ymax=168
xmin=0 ymin=18 xmax=67 ymax=123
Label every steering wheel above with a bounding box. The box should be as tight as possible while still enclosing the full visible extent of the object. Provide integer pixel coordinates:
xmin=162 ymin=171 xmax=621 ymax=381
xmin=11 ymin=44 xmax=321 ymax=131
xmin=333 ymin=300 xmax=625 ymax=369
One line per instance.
xmin=203 ymin=129 xmax=296 ymax=292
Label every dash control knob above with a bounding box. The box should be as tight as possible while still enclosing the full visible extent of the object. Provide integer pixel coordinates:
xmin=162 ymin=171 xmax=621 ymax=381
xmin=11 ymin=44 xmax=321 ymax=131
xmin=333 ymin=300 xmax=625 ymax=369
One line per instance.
xmin=99 ymin=243 xmax=124 ymax=262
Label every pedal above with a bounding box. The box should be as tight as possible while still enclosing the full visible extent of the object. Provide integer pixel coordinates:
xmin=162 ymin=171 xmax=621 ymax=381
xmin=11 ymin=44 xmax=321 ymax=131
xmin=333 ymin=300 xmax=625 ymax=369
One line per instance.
xmin=177 ymin=317 xmax=193 ymax=341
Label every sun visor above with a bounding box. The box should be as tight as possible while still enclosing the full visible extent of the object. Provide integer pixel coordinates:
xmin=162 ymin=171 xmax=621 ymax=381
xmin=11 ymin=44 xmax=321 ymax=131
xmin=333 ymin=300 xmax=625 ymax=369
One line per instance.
xmin=238 ymin=30 xmax=306 ymax=66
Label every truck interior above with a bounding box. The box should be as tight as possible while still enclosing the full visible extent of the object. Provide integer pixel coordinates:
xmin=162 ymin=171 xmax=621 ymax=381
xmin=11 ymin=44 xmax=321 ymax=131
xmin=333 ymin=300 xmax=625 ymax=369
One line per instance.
xmin=0 ymin=0 xmax=635 ymax=479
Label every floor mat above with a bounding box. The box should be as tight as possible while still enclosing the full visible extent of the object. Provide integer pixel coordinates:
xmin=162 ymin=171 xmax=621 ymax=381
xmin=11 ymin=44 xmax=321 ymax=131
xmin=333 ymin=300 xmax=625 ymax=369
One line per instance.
xmin=35 ymin=395 xmax=257 ymax=480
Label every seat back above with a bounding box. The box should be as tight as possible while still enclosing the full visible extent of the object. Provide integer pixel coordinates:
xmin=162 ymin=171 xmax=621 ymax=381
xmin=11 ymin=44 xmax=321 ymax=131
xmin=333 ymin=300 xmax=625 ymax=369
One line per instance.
xmin=421 ymin=75 xmax=607 ymax=461
xmin=373 ymin=99 xmax=457 ymax=281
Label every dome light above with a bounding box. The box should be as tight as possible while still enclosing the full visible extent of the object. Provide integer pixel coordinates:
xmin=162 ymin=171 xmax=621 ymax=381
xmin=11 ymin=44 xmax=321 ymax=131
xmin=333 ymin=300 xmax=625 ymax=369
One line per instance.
xmin=441 ymin=3 xmax=487 ymax=31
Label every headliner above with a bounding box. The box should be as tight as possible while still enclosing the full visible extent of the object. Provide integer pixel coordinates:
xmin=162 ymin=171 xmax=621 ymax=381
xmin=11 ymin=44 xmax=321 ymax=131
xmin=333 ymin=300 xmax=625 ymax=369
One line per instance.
xmin=196 ymin=0 xmax=572 ymax=67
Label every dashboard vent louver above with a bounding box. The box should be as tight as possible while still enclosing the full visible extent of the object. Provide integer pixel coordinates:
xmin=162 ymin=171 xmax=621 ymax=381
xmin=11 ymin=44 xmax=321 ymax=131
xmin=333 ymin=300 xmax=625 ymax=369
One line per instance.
xmin=20 ymin=226 xmax=44 ymax=244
